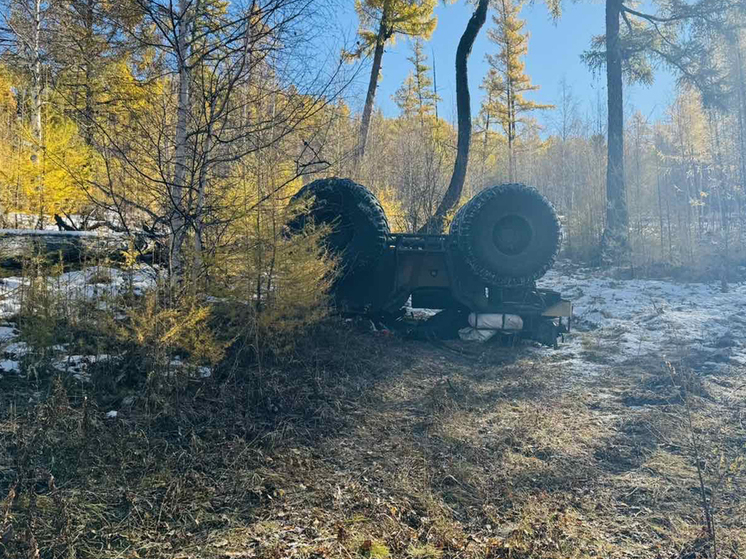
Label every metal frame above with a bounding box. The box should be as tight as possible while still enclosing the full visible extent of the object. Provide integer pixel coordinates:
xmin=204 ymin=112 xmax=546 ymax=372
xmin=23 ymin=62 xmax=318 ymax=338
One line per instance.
xmin=368 ymin=233 xmax=573 ymax=347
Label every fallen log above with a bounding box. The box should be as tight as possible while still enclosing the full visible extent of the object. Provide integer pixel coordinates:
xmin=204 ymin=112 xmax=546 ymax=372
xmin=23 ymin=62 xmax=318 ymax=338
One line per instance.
xmin=0 ymin=229 xmax=148 ymax=268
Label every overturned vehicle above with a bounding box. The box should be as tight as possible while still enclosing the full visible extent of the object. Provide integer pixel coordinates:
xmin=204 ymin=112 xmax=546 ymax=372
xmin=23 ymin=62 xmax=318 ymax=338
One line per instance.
xmin=289 ymin=178 xmax=572 ymax=347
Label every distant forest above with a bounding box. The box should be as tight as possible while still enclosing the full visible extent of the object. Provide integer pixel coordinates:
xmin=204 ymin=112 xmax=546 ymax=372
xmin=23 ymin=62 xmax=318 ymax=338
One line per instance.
xmin=0 ymin=0 xmax=745 ymax=279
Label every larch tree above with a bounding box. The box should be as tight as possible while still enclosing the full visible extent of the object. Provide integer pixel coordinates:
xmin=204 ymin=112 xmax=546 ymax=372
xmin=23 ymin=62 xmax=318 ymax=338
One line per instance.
xmin=392 ymin=38 xmax=440 ymax=124
xmin=48 ymin=0 xmax=143 ymax=147
xmin=38 ymin=0 xmax=147 ymax=231
xmin=77 ymin=0 xmax=350 ymax=287
xmin=104 ymin=0 xmax=275 ymax=281
xmin=351 ymin=0 xmax=438 ymax=163
xmin=482 ymin=0 xmax=552 ymax=182
xmin=0 ymin=68 xmax=17 ymax=225
xmin=392 ymin=38 xmax=447 ymax=231
xmin=0 ymin=0 xmax=96 ymax=226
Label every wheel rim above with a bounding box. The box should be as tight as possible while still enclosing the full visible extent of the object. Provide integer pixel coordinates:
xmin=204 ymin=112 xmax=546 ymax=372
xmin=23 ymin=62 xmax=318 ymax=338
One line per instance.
xmin=492 ymin=214 xmax=532 ymax=256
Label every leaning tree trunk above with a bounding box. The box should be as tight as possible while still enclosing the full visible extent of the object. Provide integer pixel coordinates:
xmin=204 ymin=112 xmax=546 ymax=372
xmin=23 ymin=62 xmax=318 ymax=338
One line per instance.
xmin=420 ymin=0 xmax=489 ymax=234
xmin=602 ymin=0 xmax=629 ymax=262
xmin=357 ymin=7 xmax=390 ymax=164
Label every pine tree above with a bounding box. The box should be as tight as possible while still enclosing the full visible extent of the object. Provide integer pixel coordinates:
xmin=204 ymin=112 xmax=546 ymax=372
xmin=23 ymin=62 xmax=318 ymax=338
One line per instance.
xmin=483 ymin=0 xmax=552 ymax=182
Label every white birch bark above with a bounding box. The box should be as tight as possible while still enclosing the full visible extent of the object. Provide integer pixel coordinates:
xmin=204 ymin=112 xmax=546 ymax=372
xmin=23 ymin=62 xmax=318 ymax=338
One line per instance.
xmin=170 ymin=0 xmax=192 ymax=282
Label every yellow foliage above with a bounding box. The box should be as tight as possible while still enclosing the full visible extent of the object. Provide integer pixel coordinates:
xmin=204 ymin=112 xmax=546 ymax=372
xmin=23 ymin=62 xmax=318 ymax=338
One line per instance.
xmin=208 ymin=154 xmax=336 ymax=354
xmin=375 ymin=184 xmax=407 ymax=233
xmin=393 ymin=39 xmax=440 ymax=120
xmin=666 ymin=87 xmax=711 ymax=163
xmin=8 ymin=118 xmax=93 ymax=218
xmin=0 ymin=65 xmax=19 ymax=218
xmin=354 ymin=0 xmax=439 ymax=56
xmin=0 ymin=65 xmax=16 ymax=116
xmin=99 ymin=58 xmax=163 ymax=119
xmin=482 ymin=0 xmax=552 ymax=140
xmin=122 ymin=292 xmax=226 ymax=368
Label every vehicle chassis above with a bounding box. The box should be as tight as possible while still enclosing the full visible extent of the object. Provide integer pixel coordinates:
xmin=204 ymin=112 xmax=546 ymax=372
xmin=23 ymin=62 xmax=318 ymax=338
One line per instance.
xmin=338 ymin=233 xmax=573 ymax=347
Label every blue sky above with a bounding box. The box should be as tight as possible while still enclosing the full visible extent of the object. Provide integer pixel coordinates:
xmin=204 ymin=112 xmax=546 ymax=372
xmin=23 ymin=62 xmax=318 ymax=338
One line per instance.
xmin=337 ymin=0 xmax=677 ymax=129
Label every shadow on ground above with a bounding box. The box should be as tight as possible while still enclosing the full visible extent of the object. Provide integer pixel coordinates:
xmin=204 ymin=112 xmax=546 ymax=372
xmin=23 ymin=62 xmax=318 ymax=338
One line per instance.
xmin=1 ymin=319 xmax=745 ymax=558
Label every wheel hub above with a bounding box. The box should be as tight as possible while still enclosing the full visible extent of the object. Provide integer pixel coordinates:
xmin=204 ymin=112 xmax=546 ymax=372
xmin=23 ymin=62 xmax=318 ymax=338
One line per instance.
xmin=492 ymin=214 xmax=532 ymax=256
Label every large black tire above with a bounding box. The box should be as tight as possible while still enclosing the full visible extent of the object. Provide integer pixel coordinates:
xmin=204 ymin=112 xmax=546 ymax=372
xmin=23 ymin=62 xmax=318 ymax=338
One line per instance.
xmin=288 ymin=177 xmax=390 ymax=273
xmin=450 ymin=183 xmax=561 ymax=286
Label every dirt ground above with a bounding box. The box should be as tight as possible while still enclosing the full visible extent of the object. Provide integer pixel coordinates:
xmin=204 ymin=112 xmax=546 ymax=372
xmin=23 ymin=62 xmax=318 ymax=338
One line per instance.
xmin=221 ymin=332 xmax=745 ymax=559
xmin=1 ymin=275 xmax=746 ymax=558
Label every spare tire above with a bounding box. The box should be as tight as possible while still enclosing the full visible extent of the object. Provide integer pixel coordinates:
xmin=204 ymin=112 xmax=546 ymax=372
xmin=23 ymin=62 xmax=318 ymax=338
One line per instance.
xmin=288 ymin=177 xmax=390 ymax=272
xmin=450 ymin=183 xmax=561 ymax=286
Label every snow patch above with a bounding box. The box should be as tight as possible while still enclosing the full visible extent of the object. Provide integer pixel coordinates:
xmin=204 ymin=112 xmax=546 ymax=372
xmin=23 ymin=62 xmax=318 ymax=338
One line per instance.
xmin=52 ymin=354 xmax=113 ymax=382
xmin=0 ymin=266 xmax=157 ymax=320
xmin=169 ymin=357 xmax=213 ymax=379
xmin=0 ymin=228 xmax=125 ymax=238
xmin=0 ymin=325 xmax=21 ymax=376
xmin=538 ymin=264 xmax=746 ymax=374
xmin=0 ymin=359 xmax=19 ymax=373
xmin=0 ymin=326 xmax=17 ymax=342
xmin=3 ymin=341 xmax=29 ymax=357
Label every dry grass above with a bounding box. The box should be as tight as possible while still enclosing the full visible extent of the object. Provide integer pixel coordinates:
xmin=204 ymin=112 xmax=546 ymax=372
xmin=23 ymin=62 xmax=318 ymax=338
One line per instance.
xmin=1 ymin=313 xmax=745 ymax=558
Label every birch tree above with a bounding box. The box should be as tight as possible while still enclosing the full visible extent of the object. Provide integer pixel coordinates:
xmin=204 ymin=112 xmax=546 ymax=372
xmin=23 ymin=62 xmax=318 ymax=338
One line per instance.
xmin=0 ymin=0 xmax=54 ymax=225
xmin=77 ymin=0 xmax=350 ymax=286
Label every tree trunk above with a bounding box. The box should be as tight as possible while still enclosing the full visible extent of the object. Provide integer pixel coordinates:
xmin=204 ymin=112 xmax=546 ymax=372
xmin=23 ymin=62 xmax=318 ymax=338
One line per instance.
xmin=602 ymin=0 xmax=628 ymax=262
xmin=170 ymin=0 xmax=191 ymax=282
xmin=357 ymin=7 xmax=390 ymax=164
xmin=481 ymin=96 xmax=491 ymax=191
xmin=736 ymin=37 xmax=746 ymax=213
xmin=420 ymin=0 xmax=489 ymax=234
xmin=32 ymin=0 xmax=43 ymax=147
xmin=508 ymin=93 xmax=515 ymax=182
xmin=31 ymin=0 xmax=44 ymax=228
xmin=0 ymin=229 xmax=134 ymax=267
xmin=735 ymin=36 xmax=746 ymax=252
xmin=432 ymin=47 xmax=439 ymax=121
xmin=656 ymin=149 xmax=664 ymax=259
xmin=83 ymin=0 xmax=95 ymax=146
xmin=194 ymin=125 xmax=212 ymax=277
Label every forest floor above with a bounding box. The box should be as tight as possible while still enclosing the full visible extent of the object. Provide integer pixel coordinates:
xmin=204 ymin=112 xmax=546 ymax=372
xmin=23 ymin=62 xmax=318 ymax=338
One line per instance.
xmin=1 ymin=262 xmax=745 ymax=558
